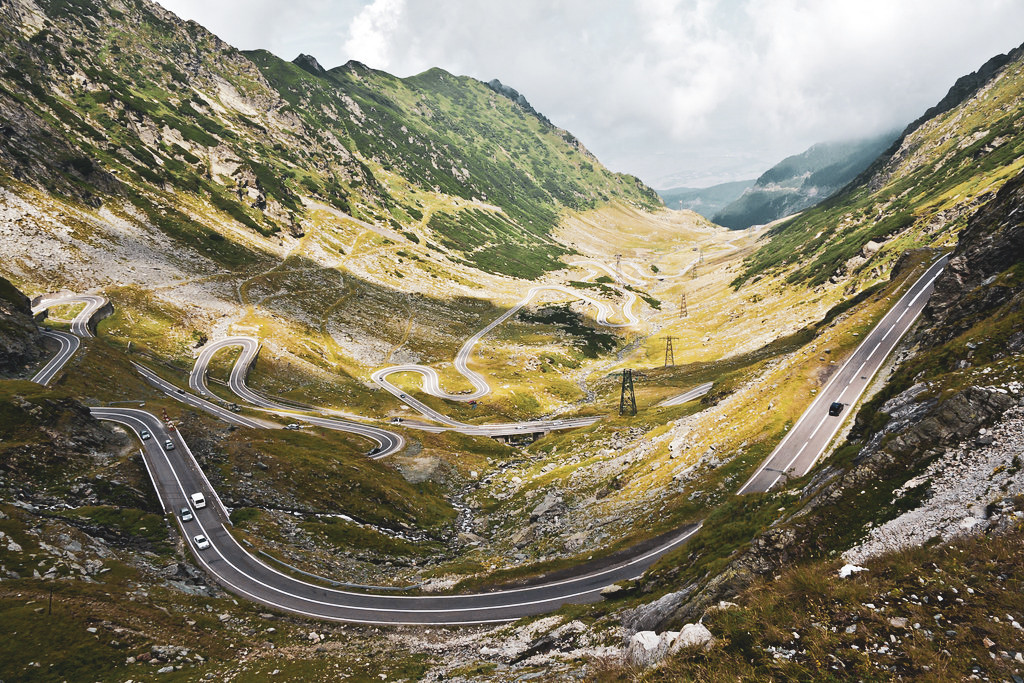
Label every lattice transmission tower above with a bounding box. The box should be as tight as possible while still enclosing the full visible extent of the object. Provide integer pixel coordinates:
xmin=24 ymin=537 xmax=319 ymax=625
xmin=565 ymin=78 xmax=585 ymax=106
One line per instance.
xmin=619 ymin=369 xmax=637 ymax=416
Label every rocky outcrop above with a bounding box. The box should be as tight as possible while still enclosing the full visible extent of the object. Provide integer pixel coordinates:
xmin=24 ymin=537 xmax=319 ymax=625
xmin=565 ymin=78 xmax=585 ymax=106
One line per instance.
xmin=920 ymin=167 xmax=1024 ymax=349
xmin=0 ymin=275 xmax=43 ymax=377
xmin=625 ymin=624 xmax=714 ymax=668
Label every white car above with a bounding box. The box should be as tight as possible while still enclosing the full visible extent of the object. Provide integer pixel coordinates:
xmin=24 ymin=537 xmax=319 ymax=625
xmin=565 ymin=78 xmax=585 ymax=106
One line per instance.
xmin=190 ymin=492 xmax=206 ymax=509
xmin=180 ymin=507 xmax=193 ymax=522
xmin=139 ymin=430 xmax=151 ymax=441
xmin=164 ymin=439 xmax=175 ymax=450
xmin=193 ymin=534 xmax=210 ymax=550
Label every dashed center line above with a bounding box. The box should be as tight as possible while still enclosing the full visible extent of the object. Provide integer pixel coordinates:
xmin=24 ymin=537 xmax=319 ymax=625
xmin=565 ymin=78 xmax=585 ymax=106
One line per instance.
xmin=807 ymin=416 xmax=828 ymax=441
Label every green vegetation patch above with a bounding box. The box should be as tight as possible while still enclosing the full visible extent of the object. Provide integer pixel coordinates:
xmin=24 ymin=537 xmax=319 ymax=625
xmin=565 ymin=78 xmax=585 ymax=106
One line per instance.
xmin=428 ymin=208 xmax=568 ymax=279
xmin=518 ymin=303 xmax=618 ymax=358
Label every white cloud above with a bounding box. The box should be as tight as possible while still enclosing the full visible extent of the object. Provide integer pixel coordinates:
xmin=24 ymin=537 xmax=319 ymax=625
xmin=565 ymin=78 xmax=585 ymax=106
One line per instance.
xmin=157 ymin=0 xmax=1024 ymax=186
xmin=343 ymin=0 xmax=406 ymax=68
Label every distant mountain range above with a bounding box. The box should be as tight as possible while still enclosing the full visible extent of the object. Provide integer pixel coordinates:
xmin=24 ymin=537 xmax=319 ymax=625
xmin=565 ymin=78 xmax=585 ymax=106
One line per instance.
xmin=656 ymin=179 xmax=754 ymax=218
xmin=710 ymin=132 xmax=898 ymax=229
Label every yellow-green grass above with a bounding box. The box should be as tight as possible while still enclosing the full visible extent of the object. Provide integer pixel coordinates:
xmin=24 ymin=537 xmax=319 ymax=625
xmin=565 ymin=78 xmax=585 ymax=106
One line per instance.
xmin=597 ymin=511 xmax=1024 ymax=681
xmin=215 ymin=427 xmax=454 ymax=532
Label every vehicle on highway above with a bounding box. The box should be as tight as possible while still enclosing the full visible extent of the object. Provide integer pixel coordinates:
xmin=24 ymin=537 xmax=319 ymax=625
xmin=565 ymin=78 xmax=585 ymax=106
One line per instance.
xmin=190 ymin=492 xmax=206 ymax=509
xmin=180 ymin=507 xmax=193 ymax=522
xmin=164 ymin=439 xmax=175 ymax=450
xmin=285 ymin=423 xmax=300 ymax=430
xmin=176 ymin=388 xmax=185 ymax=394
xmin=399 ymin=393 xmax=407 ymax=399
xmin=139 ymin=429 xmax=151 ymax=440
xmin=828 ymin=401 xmax=845 ymax=417
xmin=193 ymin=534 xmax=210 ymax=550
xmin=390 ymin=417 xmax=402 ymax=423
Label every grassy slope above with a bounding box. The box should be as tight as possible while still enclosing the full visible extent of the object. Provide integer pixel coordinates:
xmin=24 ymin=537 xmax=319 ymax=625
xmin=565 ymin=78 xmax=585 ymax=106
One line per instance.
xmin=597 ymin=516 xmax=1024 ymax=681
xmin=243 ymin=51 xmax=661 ymax=278
xmin=0 ymin=0 xmax=661 ymax=283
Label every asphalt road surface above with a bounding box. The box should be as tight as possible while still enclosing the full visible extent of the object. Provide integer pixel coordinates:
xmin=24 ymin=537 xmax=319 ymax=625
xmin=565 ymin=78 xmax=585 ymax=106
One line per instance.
xmin=31 ymin=329 xmax=80 ymax=386
xmin=189 ymin=336 xmax=599 ymax=439
xmin=371 ymin=273 xmax=638 ymax=433
xmin=29 ymin=294 xmax=109 ymax=384
xmin=190 ymin=337 xmax=405 ymax=458
xmin=738 ymin=255 xmax=948 ymax=494
xmin=32 ymin=293 xmax=108 ymax=337
xmin=657 ymin=382 xmax=713 ymax=407
xmin=133 ymin=361 xmax=270 ymax=430
xmin=92 ymin=406 xmax=700 ymax=625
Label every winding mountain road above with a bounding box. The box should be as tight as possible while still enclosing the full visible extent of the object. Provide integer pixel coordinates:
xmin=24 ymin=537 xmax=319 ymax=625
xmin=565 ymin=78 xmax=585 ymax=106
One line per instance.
xmin=24 ymin=251 xmax=948 ymax=625
xmin=188 ymin=337 xmax=405 ymax=458
xmin=31 ymin=330 xmax=80 ymax=386
xmin=372 ymin=281 xmax=637 ymax=407
xmin=184 ymin=264 xmax=642 ymax=439
xmin=29 ymin=294 xmax=109 ymax=385
xmin=92 ymin=405 xmax=702 ymax=625
xmin=32 ymin=293 xmax=108 ymax=337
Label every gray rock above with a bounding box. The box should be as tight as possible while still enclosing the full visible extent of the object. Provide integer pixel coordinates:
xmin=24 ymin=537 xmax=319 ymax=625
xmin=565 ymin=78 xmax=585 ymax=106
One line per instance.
xmin=670 ymin=623 xmax=714 ymax=652
xmin=529 ymin=491 xmax=564 ymax=522
xmin=600 ymin=584 xmax=624 ymax=598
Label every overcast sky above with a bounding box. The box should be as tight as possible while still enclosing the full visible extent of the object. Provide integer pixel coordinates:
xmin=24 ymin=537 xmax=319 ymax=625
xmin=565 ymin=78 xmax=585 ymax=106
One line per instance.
xmin=156 ymin=0 xmax=1024 ymax=189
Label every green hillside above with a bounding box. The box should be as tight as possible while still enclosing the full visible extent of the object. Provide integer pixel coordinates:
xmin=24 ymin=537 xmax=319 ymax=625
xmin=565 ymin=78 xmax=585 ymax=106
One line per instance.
xmin=735 ymin=41 xmax=1024 ymax=288
xmin=0 ymin=0 xmax=659 ymax=279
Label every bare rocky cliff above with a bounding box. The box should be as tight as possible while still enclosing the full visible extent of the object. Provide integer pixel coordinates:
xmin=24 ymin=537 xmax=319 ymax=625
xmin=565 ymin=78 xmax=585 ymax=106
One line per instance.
xmin=0 ymin=274 xmax=44 ymax=377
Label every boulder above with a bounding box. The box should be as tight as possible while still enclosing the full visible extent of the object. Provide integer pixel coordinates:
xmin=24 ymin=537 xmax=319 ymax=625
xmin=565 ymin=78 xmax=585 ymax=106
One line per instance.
xmin=627 ymin=624 xmax=714 ymax=667
xmin=600 ymin=583 xmax=624 ymax=598
xmin=670 ymin=623 xmax=714 ymax=652
xmin=529 ymin=491 xmax=564 ymax=522
xmin=626 ymin=630 xmax=672 ymax=668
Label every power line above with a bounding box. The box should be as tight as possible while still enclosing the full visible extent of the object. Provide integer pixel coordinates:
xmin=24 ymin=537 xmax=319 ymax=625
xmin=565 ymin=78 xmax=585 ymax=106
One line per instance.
xmin=663 ymin=336 xmax=676 ymax=368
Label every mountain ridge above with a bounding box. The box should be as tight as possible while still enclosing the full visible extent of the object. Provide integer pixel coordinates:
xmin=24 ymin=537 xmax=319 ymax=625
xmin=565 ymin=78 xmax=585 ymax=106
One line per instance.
xmin=735 ymin=38 xmax=1024 ymax=289
xmin=0 ymin=0 xmax=660 ymax=284
xmin=711 ymin=132 xmax=897 ymax=230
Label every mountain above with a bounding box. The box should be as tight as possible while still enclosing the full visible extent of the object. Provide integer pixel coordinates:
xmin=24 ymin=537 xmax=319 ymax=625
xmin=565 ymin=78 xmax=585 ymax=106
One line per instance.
xmin=736 ymin=40 xmax=1024 ymax=288
xmin=0 ymin=0 xmax=660 ymax=283
xmin=711 ymin=132 xmax=897 ymax=230
xmin=592 ymin=41 xmax=1024 ymax=679
xmin=657 ymin=179 xmax=754 ymax=218
xmin=618 ymin=161 xmax=1024 ymax=679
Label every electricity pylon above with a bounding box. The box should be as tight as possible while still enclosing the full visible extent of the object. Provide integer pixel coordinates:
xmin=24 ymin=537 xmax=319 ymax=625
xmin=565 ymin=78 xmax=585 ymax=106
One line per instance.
xmin=619 ymin=369 xmax=636 ymax=416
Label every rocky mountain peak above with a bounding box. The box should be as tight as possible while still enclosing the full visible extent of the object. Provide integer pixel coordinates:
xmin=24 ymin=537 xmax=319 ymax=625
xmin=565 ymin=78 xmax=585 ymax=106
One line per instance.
xmin=486 ymin=78 xmax=551 ymax=126
xmin=293 ymin=52 xmax=327 ymax=77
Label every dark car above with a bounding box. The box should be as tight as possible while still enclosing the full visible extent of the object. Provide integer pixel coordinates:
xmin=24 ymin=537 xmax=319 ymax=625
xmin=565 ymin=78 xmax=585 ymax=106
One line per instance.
xmin=828 ymin=401 xmax=844 ymax=417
